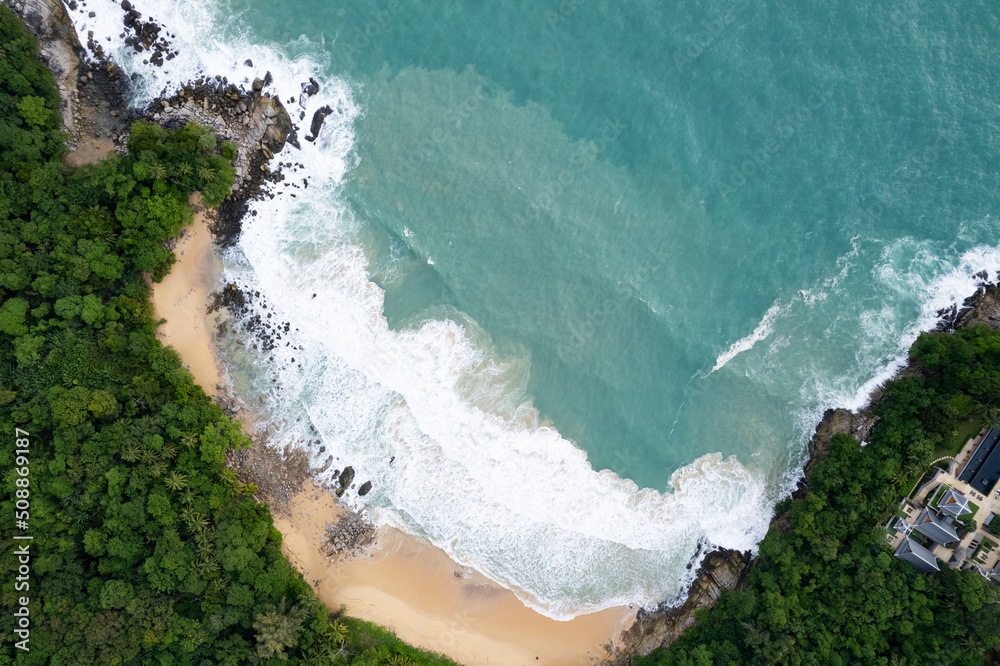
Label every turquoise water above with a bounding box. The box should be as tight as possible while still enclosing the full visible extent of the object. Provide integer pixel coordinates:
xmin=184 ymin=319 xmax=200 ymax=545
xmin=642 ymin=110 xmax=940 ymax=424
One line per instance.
xmin=75 ymin=1 xmax=1000 ymax=617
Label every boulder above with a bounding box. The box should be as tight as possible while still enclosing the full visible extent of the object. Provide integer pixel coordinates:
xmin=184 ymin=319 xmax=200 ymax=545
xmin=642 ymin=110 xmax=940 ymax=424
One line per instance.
xmin=306 ymin=105 xmax=333 ymax=142
xmin=338 ymin=466 xmax=355 ymax=489
xmin=358 ymin=481 xmax=372 ymax=496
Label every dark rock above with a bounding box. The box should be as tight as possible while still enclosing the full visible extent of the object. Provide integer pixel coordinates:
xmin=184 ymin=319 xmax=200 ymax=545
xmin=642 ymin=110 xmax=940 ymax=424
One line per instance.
xmin=244 ymin=58 xmax=253 ymax=67
xmin=306 ymin=105 xmax=333 ymax=142
xmin=338 ymin=466 xmax=355 ymax=489
xmin=302 ymin=77 xmax=320 ymax=96
xmin=616 ymin=549 xmax=753 ymax=658
xmin=358 ymin=481 xmax=372 ymax=496
xmin=954 ymin=284 xmax=1000 ymax=330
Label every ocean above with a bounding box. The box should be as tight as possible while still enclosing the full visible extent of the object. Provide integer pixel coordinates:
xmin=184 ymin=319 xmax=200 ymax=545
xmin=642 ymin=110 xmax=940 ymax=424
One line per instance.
xmin=74 ymin=0 xmax=1000 ymax=619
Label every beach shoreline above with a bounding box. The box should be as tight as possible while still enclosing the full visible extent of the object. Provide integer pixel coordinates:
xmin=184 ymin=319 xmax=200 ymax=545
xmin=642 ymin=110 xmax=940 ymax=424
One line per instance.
xmin=8 ymin=0 xmax=641 ymax=658
xmin=149 ymin=212 xmax=634 ymax=665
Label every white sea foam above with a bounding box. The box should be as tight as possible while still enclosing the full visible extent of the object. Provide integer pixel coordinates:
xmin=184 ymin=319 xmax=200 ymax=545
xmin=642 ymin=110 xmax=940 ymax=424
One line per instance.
xmin=64 ymin=0 xmax=776 ymax=618
xmin=839 ymin=242 xmax=1000 ymax=412
xmin=709 ymin=299 xmax=784 ymax=374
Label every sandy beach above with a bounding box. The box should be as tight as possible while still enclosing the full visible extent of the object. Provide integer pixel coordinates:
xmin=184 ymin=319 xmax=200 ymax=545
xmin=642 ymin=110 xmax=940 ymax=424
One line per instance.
xmin=149 ymin=208 xmax=634 ymax=665
xmin=150 ymin=195 xmax=224 ymax=391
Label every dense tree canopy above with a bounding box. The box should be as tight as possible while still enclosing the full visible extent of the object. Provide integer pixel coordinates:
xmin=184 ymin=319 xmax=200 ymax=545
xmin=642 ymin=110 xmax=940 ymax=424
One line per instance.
xmin=0 ymin=7 xmax=455 ymax=665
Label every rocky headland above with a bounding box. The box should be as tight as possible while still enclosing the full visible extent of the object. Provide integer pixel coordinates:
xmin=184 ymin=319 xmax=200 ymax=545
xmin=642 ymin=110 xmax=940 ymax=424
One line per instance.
xmin=615 ymin=278 xmax=1000 ymax=661
xmin=6 ymin=0 xmax=294 ymax=212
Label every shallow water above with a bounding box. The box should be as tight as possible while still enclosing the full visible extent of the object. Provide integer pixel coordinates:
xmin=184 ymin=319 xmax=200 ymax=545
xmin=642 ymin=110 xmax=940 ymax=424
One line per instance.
xmin=72 ymin=0 xmax=1000 ymax=618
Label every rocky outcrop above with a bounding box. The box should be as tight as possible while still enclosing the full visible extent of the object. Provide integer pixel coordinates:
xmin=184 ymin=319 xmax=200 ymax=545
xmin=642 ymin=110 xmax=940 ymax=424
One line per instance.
xmin=614 ymin=549 xmax=753 ymax=660
xmin=955 ymin=283 xmax=1000 ymax=330
xmin=615 ymin=273 xmax=1000 ymax=658
xmin=338 ymin=466 xmax=355 ymax=489
xmin=324 ymin=512 xmax=377 ymax=560
xmin=142 ymin=81 xmax=293 ymax=192
xmin=7 ymin=0 xmax=83 ymax=133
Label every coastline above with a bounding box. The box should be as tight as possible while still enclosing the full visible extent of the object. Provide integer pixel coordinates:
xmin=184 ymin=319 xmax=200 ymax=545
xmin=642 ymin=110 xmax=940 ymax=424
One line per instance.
xmin=275 ymin=482 xmax=631 ymax=666
xmin=9 ymin=0 xmax=636 ymax=658
xmin=21 ymin=0 xmax=1000 ymax=659
xmin=618 ymin=281 xmax=1000 ymax=657
xmin=149 ymin=208 xmax=633 ymax=665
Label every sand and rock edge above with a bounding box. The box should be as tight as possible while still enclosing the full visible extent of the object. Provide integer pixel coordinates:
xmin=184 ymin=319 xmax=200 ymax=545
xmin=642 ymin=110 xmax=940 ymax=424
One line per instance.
xmin=7 ymin=0 xmax=379 ymax=568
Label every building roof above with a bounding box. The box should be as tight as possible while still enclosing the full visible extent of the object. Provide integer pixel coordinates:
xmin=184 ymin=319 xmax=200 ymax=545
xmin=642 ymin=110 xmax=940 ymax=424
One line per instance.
xmin=893 ymin=517 xmax=913 ymax=536
xmin=913 ymin=507 xmax=960 ymax=545
xmin=959 ymin=428 xmax=1000 ymax=493
xmin=895 ymin=537 xmax=940 ymax=573
xmin=937 ymin=487 xmax=971 ymax=518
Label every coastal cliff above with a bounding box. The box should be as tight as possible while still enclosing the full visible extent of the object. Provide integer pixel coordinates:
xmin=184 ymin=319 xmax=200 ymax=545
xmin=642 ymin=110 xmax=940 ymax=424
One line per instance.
xmin=5 ymin=0 xmax=293 ymax=204
xmin=615 ymin=549 xmax=753 ymax=658
xmin=6 ymin=0 xmax=81 ymax=131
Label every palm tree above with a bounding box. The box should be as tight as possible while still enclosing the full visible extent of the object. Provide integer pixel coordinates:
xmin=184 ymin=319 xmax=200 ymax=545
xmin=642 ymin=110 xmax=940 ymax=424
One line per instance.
xmin=140 ymin=448 xmax=159 ymax=465
xmin=207 ymin=578 xmax=227 ymax=599
xmin=176 ymin=162 xmax=193 ymax=177
xmin=148 ymin=461 xmax=167 ymax=478
xmin=975 ymin=403 xmax=998 ymax=432
xmin=388 ymin=655 xmax=414 ymax=666
xmin=196 ymin=555 xmax=220 ymax=577
xmin=161 ymin=442 xmax=178 ymax=460
xmin=240 ymin=482 xmax=258 ymax=497
xmin=180 ymin=432 xmax=200 ymax=450
xmin=321 ymin=619 xmax=348 ymax=645
xmin=198 ymin=165 xmax=216 ymax=183
xmin=87 ymin=203 xmax=108 ymax=219
xmin=178 ymin=488 xmax=197 ymax=506
xmin=121 ymin=445 xmax=141 ymax=463
xmin=303 ymin=644 xmax=335 ymax=666
xmin=165 ymin=471 xmax=187 ymax=491
xmin=194 ymin=526 xmax=214 ymax=552
xmin=182 ymin=508 xmax=209 ymax=531
xmin=252 ymin=598 xmax=308 ymax=661
xmin=148 ymin=162 xmax=167 ymax=181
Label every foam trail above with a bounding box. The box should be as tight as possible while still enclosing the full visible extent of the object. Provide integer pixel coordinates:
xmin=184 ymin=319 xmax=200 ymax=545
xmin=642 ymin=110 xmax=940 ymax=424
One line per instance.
xmin=840 ymin=243 xmax=1000 ymax=412
xmin=709 ymin=299 xmax=784 ymax=374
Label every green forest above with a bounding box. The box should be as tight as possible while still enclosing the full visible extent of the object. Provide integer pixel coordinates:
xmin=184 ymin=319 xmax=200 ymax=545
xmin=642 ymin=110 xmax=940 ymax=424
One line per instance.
xmin=637 ymin=325 xmax=1000 ymax=665
xmin=0 ymin=7 xmax=455 ymax=665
